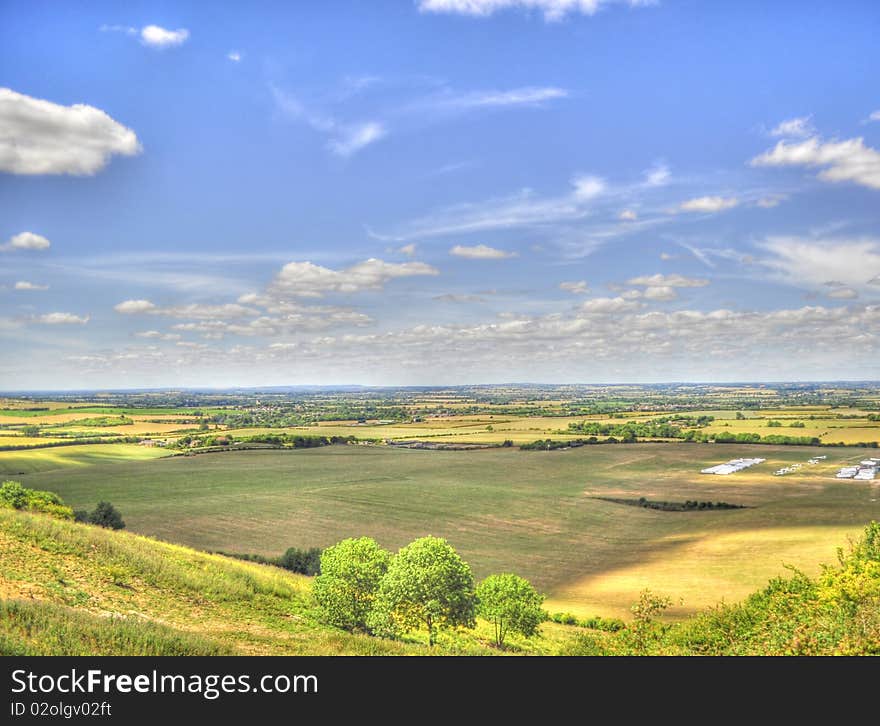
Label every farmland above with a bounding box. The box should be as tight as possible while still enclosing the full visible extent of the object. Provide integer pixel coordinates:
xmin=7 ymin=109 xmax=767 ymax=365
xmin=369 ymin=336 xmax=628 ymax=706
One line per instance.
xmin=15 ymin=441 xmax=879 ymax=619
xmin=1 ymin=383 xmax=879 ymax=621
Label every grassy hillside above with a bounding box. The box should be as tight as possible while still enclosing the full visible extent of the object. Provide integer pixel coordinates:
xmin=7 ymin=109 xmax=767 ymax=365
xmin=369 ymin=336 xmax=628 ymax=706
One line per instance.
xmin=18 ymin=443 xmax=879 ymax=618
xmin=2 ymin=508 xmax=879 ymax=655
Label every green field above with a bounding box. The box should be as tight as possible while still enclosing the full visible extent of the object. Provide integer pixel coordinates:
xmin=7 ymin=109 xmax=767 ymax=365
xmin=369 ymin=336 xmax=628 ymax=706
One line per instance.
xmin=18 ymin=443 xmax=879 ymax=618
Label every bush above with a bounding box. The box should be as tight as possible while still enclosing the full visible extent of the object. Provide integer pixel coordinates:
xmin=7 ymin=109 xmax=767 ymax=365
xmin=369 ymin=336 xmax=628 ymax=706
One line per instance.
xmin=0 ymin=481 xmax=73 ymax=519
xmin=279 ymin=546 xmax=322 ymax=575
xmin=87 ymin=501 xmax=125 ymax=530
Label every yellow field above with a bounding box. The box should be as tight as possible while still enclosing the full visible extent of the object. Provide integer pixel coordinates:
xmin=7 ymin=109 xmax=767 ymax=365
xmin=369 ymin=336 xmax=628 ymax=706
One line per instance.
xmin=547 ymin=525 xmax=864 ymax=619
xmin=0 ymin=444 xmax=172 ymax=476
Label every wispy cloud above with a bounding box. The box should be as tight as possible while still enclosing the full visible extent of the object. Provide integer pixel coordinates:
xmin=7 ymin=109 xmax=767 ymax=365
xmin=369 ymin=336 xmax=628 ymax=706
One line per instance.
xmin=769 ymin=116 xmax=814 ymax=138
xmin=271 ymin=85 xmax=386 ymax=157
xmin=427 ymin=86 xmax=568 ymax=110
xmin=417 ymin=0 xmax=656 ymax=22
xmin=227 ymin=50 xmax=242 ymax=62
xmin=14 ymin=281 xmax=49 ymax=291
xmin=32 ymin=312 xmax=89 ymax=325
xmin=677 ymin=195 xmax=739 ymax=213
xmin=450 ymin=244 xmax=518 ymax=259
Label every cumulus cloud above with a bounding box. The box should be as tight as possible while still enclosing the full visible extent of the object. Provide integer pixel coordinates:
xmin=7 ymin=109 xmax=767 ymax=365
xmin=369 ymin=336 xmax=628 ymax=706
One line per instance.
xmin=33 ymin=312 xmax=89 ymax=325
xmin=1 ymin=232 xmax=51 ymax=252
xmin=417 ymin=0 xmax=655 ymax=22
xmin=115 ymin=299 xmax=158 ymax=314
xmin=627 ymin=273 xmax=709 ymax=288
xmin=559 ymin=280 xmax=590 ymax=294
xmin=642 ymin=285 xmax=677 ymax=301
xmin=14 ymin=281 xmax=49 ymax=291
xmin=751 ymin=136 xmax=880 ymax=190
xmin=450 ymin=244 xmax=517 ymax=259
xmin=579 ymin=296 xmax=642 ymax=314
xmin=757 ymin=237 xmax=880 ymax=292
xmin=259 ymin=258 xmax=439 ymax=299
xmin=677 ymin=196 xmax=739 ymax=213
xmin=140 ymin=25 xmax=189 ymax=48
xmin=0 ymin=88 xmax=141 ymax=175
xmin=116 ymin=299 xmax=258 ymax=319
xmin=769 ymin=116 xmax=814 ymax=138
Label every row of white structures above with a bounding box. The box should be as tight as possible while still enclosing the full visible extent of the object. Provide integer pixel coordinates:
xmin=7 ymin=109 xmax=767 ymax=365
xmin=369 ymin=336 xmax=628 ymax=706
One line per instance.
xmin=836 ymin=458 xmax=879 ymax=481
xmin=701 ymin=458 xmax=766 ymax=475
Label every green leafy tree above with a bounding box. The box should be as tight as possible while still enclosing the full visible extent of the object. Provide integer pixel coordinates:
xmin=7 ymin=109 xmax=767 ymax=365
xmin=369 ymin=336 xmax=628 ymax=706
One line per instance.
xmin=312 ymin=537 xmax=391 ymax=631
xmin=88 ymin=501 xmax=126 ymax=530
xmin=476 ymin=573 xmax=546 ymax=647
xmin=370 ymin=536 xmax=476 ymax=645
xmin=627 ymin=589 xmax=672 ymax=654
xmin=21 ymin=425 xmax=40 ymax=437
xmin=0 ymin=480 xmax=28 ymax=509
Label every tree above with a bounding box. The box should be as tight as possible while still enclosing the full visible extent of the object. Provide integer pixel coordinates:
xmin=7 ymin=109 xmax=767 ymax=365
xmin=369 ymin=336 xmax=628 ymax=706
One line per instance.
xmin=476 ymin=573 xmax=546 ymax=647
xmin=89 ymin=501 xmax=125 ymax=530
xmin=370 ymin=536 xmax=475 ymax=645
xmin=21 ymin=425 xmax=40 ymax=437
xmin=279 ymin=546 xmax=322 ymax=575
xmin=312 ymin=537 xmax=391 ymax=631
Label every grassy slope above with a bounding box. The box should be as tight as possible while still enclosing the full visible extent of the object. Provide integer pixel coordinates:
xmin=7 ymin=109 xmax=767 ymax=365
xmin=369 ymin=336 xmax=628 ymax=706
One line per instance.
xmin=18 ymin=443 xmax=880 ymax=618
xmin=0 ymin=508 xmax=577 ymax=655
xmin=0 ymin=444 xmax=171 ymax=476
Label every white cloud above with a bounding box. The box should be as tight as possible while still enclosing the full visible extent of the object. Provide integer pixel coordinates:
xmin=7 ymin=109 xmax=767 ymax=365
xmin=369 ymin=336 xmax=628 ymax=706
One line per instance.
xmin=271 ymin=86 xmax=385 ymax=157
xmin=115 ymin=299 xmax=157 ymax=314
xmin=433 ymin=294 xmax=487 ymax=303
xmin=0 ymin=88 xmax=141 ymax=175
xmin=14 ymin=281 xmax=49 ymax=291
xmin=261 ymin=258 xmax=439 ymax=299
xmin=559 ymin=280 xmax=589 ymax=294
xmin=579 ymin=296 xmax=642 ymax=314
xmin=377 ymin=173 xmax=608 ymax=240
xmin=571 ymin=174 xmax=605 ymax=200
xmin=642 ymin=285 xmax=677 ymax=301
xmin=33 ymin=312 xmax=89 ymax=325
xmin=769 ymin=116 xmax=814 ymax=138
xmin=227 ymin=51 xmax=242 ymax=62
xmin=432 ymin=86 xmax=568 ymax=109
xmin=116 ymin=300 xmax=259 ymax=319
xmin=756 ymin=195 xmax=786 ymax=208
xmin=677 ymin=196 xmax=739 ymax=213
xmin=643 ymin=162 xmax=670 ymax=187
xmin=450 ymin=244 xmax=518 ymax=259
xmin=398 ymin=243 xmax=417 ymax=257
xmin=758 ymin=237 xmax=880 ymax=291
xmin=1 ymin=232 xmax=51 ymax=252
xmin=618 ymin=209 xmax=637 ymax=221
xmin=659 ymin=252 xmax=675 ymax=261
xmin=140 ymin=25 xmax=189 ymax=48
xmin=827 ymin=287 xmax=858 ymax=299
xmin=751 ymin=136 xmax=880 ymax=190
xmin=417 ymin=0 xmax=655 ymax=22
xmin=328 ymin=122 xmax=386 ymax=157
xmin=135 ymin=330 xmax=181 ymax=341
xmin=869 ymin=110 xmax=880 ymax=123
xmin=627 ymin=273 xmax=709 ymax=288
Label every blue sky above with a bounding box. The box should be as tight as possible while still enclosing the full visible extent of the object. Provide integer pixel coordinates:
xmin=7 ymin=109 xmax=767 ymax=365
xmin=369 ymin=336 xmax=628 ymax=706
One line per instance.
xmin=2 ymin=0 xmax=880 ymax=389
